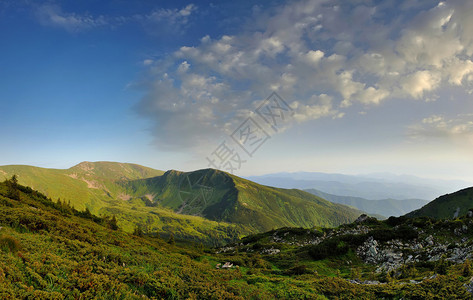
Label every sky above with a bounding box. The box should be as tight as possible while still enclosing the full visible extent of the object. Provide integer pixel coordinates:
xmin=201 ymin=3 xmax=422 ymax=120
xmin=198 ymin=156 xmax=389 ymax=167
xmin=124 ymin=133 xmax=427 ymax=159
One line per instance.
xmin=0 ymin=0 xmax=472 ymax=182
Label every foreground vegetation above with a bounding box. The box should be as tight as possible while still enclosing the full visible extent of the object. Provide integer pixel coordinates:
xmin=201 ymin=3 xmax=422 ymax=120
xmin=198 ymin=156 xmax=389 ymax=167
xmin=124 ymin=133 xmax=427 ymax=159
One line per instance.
xmin=0 ymin=177 xmax=472 ymax=299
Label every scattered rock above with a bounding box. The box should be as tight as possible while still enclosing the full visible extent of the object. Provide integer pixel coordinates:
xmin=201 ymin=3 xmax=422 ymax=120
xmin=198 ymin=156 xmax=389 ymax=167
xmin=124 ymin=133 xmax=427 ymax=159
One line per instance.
xmin=222 ymin=262 xmax=233 ymax=269
xmin=261 ymin=247 xmax=281 ymax=255
xmin=355 ymin=214 xmax=369 ymax=223
xmin=465 ymin=276 xmax=473 ymax=294
xmin=454 ymin=207 xmax=461 ymax=218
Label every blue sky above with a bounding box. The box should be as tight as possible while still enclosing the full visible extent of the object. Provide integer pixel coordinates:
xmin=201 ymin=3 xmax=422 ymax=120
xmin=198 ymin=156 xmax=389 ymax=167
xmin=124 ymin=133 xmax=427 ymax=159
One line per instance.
xmin=1 ymin=0 xmax=472 ymax=182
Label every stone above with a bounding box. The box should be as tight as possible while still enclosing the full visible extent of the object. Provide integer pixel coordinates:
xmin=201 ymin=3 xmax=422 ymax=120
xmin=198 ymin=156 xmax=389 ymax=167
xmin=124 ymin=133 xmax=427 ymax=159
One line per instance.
xmin=222 ymin=262 xmax=233 ymax=269
xmin=465 ymin=276 xmax=473 ymax=294
xmin=355 ymin=214 xmax=369 ymax=223
xmin=368 ymin=246 xmax=378 ymax=256
xmin=454 ymin=207 xmax=461 ymax=218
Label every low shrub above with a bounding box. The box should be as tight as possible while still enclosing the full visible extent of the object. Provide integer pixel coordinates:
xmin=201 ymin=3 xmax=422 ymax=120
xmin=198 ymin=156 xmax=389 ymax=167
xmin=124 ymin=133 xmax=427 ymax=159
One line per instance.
xmin=0 ymin=235 xmax=21 ymax=253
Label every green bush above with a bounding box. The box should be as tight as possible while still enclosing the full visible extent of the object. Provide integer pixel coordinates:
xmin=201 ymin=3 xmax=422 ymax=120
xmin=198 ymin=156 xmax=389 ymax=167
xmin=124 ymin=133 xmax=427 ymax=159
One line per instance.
xmin=309 ymin=237 xmax=349 ymax=260
xmin=0 ymin=235 xmax=21 ymax=253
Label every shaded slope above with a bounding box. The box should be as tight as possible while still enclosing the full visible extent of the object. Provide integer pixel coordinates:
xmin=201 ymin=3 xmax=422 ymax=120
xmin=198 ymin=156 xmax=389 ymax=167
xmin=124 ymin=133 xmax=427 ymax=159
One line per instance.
xmin=406 ymin=187 xmax=473 ymax=219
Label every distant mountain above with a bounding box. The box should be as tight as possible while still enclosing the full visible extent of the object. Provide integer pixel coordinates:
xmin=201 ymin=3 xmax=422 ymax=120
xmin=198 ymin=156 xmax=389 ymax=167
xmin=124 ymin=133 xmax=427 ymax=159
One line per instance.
xmin=406 ymin=187 xmax=473 ymax=219
xmin=246 ymin=172 xmax=471 ymax=200
xmin=0 ymin=162 xmax=364 ymax=242
xmin=305 ymin=189 xmax=429 ymax=218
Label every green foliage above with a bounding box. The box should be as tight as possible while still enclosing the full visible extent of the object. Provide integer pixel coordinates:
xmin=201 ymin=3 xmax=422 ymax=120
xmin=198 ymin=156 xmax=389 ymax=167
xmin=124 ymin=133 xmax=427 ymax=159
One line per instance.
xmin=435 ymin=257 xmax=450 ymax=275
xmin=462 ymin=259 xmax=473 ymax=277
xmin=308 ymin=237 xmax=350 ymax=260
xmin=0 ymin=235 xmax=21 ymax=253
xmin=133 ymin=226 xmax=144 ymax=237
xmin=104 ymin=215 xmax=119 ymax=230
xmin=167 ymin=233 xmax=175 ymax=245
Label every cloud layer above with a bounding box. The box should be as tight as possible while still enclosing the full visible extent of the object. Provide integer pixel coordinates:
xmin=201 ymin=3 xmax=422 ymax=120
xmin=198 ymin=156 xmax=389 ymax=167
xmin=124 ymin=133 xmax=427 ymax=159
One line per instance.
xmin=35 ymin=3 xmax=197 ymax=33
xmin=136 ymin=0 xmax=473 ymax=150
xmin=408 ymin=114 xmax=473 ymax=143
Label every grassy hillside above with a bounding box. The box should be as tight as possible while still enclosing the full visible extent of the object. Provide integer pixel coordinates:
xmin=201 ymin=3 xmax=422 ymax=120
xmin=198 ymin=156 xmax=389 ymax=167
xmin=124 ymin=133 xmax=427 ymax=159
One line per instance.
xmin=0 ymin=178 xmax=314 ymax=298
xmin=406 ymin=187 xmax=473 ymax=219
xmin=126 ymin=168 xmax=363 ymax=232
xmin=0 ymin=164 xmax=242 ymax=245
xmin=306 ymin=188 xmax=429 ymax=217
xmin=0 ymin=163 xmax=363 ymax=243
xmin=0 ymin=162 xmax=164 ymax=211
xmin=0 ymin=178 xmax=470 ymax=299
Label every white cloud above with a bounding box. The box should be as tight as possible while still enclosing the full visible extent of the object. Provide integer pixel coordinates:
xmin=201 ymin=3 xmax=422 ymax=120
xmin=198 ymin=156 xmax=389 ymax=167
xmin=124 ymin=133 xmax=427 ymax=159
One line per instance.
xmin=146 ymin=4 xmax=196 ymax=25
xmin=292 ymin=94 xmax=339 ymax=122
xmin=400 ymin=70 xmax=441 ymax=99
xmin=137 ymin=0 xmax=473 ymax=150
xmin=408 ymin=114 xmax=473 ymax=141
xmin=36 ymin=4 xmax=107 ymax=32
xmin=143 ymin=59 xmax=154 ymax=66
xmin=35 ymin=3 xmax=197 ymax=34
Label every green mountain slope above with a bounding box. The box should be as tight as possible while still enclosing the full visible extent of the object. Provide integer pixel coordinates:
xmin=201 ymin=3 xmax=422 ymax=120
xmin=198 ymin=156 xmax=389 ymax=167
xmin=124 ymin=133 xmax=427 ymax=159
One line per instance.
xmin=0 ymin=163 xmax=241 ymax=244
xmin=126 ymin=168 xmax=363 ymax=232
xmin=0 ymin=162 xmax=363 ymax=242
xmin=0 ymin=161 xmax=164 ymax=211
xmin=306 ymin=188 xmax=429 ymax=217
xmin=406 ymin=187 xmax=473 ymax=219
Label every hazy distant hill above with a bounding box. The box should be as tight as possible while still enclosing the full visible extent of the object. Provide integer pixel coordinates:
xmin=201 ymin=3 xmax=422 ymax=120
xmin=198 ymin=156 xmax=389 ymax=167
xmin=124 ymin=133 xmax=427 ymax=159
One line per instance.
xmin=0 ymin=162 xmax=363 ymax=241
xmin=246 ymin=172 xmax=471 ymax=200
xmin=406 ymin=187 xmax=473 ymax=219
xmin=305 ymin=189 xmax=429 ymax=217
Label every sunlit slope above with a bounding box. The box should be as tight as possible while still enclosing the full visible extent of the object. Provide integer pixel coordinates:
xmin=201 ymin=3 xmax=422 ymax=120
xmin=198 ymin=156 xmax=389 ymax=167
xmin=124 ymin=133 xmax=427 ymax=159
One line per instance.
xmin=0 ymin=161 xmax=164 ymax=211
xmin=0 ymin=163 xmax=241 ymax=244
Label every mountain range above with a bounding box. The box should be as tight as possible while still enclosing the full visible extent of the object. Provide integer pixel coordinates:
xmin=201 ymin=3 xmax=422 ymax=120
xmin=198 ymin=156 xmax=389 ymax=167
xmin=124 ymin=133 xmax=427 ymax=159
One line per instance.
xmin=246 ymin=172 xmax=472 ymax=200
xmin=305 ymin=189 xmax=429 ymax=218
